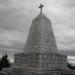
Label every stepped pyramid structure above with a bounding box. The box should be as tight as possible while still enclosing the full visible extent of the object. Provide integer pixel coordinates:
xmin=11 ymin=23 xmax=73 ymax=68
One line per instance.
xmin=13 ymin=4 xmax=67 ymax=75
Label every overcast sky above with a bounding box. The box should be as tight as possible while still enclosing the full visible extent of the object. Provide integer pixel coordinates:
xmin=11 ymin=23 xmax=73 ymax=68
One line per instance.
xmin=0 ymin=0 xmax=75 ymax=63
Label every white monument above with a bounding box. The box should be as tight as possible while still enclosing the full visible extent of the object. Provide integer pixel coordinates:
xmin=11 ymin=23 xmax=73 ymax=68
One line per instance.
xmin=14 ymin=4 xmax=67 ymax=75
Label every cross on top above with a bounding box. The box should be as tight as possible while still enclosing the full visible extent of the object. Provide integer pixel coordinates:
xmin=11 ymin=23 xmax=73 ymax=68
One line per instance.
xmin=39 ymin=4 xmax=44 ymax=13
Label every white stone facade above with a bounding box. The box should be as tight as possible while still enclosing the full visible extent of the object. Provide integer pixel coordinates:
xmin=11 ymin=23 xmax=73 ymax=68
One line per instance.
xmin=14 ymin=52 xmax=67 ymax=70
xmin=14 ymin=12 xmax=68 ymax=75
xmin=24 ymin=13 xmax=57 ymax=52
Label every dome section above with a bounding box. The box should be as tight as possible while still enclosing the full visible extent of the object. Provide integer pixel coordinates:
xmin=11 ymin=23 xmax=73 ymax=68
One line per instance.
xmin=32 ymin=13 xmax=51 ymax=24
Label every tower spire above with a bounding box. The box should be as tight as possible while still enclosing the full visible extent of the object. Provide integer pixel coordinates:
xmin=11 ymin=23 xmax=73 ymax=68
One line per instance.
xmin=39 ymin=4 xmax=44 ymax=14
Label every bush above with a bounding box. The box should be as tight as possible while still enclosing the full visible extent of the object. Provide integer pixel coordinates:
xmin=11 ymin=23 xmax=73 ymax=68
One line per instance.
xmin=0 ymin=54 xmax=10 ymax=71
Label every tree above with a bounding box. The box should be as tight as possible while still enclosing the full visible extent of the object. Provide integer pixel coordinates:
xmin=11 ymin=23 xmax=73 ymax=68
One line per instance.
xmin=0 ymin=54 xmax=10 ymax=71
xmin=67 ymin=62 xmax=75 ymax=70
xmin=67 ymin=62 xmax=72 ymax=69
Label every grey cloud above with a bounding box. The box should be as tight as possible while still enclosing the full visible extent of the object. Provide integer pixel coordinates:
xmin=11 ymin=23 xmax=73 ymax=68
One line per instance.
xmin=63 ymin=0 xmax=75 ymax=8
xmin=60 ymin=50 xmax=75 ymax=56
xmin=0 ymin=0 xmax=13 ymax=6
xmin=0 ymin=9 xmax=25 ymax=31
xmin=0 ymin=41 xmax=24 ymax=50
xmin=53 ymin=0 xmax=75 ymax=8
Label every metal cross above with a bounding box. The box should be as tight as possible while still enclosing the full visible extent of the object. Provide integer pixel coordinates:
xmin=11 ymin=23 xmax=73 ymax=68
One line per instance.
xmin=39 ymin=4 xmax=44 ymax=13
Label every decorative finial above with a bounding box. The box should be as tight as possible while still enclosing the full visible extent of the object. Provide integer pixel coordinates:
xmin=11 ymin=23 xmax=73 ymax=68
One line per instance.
xmin=39 ymin=4 xmax=44 ymax=14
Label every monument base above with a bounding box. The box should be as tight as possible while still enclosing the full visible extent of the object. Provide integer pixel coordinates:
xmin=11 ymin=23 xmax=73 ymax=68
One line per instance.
xmin=14 ymin=52 xmax=67 ymax=70
xmin=3 ymin=67 xmax=75 ymax=75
